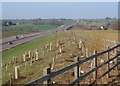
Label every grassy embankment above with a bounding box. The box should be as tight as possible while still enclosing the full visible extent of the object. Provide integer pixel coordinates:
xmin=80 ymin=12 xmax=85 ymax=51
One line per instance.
xmin=2 ymin=30 xmax=119 ymax=85
xmin=2 ymin=31 xmax=69 ymax=84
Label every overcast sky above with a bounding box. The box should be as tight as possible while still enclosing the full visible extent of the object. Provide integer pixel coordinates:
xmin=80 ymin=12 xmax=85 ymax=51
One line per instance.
xmin=2 ymin=2 xmax=118 ymax=19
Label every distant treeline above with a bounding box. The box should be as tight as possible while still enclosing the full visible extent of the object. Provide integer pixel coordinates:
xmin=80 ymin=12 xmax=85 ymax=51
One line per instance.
xmin=2 ymin=19 xmax=74 ymax=27
xmin=32 ymin=19 xmax=64 ymax=26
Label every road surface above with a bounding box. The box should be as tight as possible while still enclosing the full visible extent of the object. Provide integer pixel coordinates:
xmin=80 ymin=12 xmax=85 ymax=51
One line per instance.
xmin=1 ymin=23 xmax=76 ymax=52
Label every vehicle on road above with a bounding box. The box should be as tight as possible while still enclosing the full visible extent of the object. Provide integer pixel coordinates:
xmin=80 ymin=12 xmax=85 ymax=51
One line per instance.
xmin=16 ymin=35 xmax=19 ymax=39
xmin=8 ymin=41 xmax=13 ymax=44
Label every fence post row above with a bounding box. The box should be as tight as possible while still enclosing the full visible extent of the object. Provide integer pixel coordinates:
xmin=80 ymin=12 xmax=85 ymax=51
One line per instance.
xmin=23 ymin=44 xmax=120 ymax=86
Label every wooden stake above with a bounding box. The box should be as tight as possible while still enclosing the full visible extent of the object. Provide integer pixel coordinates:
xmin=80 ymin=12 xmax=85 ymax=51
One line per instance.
xmin=106 ymin=46 xmax=110 ymax=78
xmin=56 ymin=43 xmax=59 ymax=48
xmin=93 ymin=51 xmax=97 ymax=81
xmin=79 ymin=67 xmax=81 ymax=77
xmin=15 ymin=66 xmax=20 ymax=79
xmin=35 ymin=52 xmax=39 ymax=61
xmin=59 ymin=46 xmax=62 ymax=54
xmin=114 ymin=41 xmax=118 ymax=69
xmin=90 ymin=60 xmax=94 ymax=70
xmin=28 ymin=51 xmax=31 ymax=59
xmin=50 ymin=43 xmax=52 ymax=51
xmin=23 ymin=54 xmax=26 ymax=62
xmin=51 ymin=57 xmax=55 ymax=70
xmin=85 ymin=49 xmax=89 ymax=57
xmin=74 ymin=57 xmax=80 ymax=82
xmin=25 ymin=62 xmax=27 ymax=70
xmin=12 ymin=56 xmax=15 ymax=63
xmin=9 ymin=73 xmax=12 ymax=85
xmin=9 ymin=61 xmax=11 ymax=66
xmin=35 ymin=49 xmax=38 ymax=52
xmin=79 ymin=40 xmax=82 ymax=49
xmin=15 ymin=57 xmax=17 ymax=63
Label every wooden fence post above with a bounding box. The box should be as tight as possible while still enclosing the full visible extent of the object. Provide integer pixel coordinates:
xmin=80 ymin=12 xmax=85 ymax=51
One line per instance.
xmin=50 ymin=43 xmax=52 ymax=51
xmin=74 ymin=57 xmax=80 ymax=84
xmin=15 ymin=57 xmax=17 ymax=63
xmin=106 ymin=46 xmax=110 ymax=78
xmin=23 ymin=54 xmax=26 ymax=62
xmin=35 ymin=52 xmax=39 ymax=61
xmin=43 ymin=67 xmax=51 ymax=85
xmin=93 ymin=51 xmax=97 ymax=81
xmin=25 ymin=62 xmax=27 ymax=70
xmin=114 ymin=42 xmax=118 ymax=70
xmin=56 ymin=43 xmax=59 ymax=48
xmin=51 ymin=57 xmax=55 ymax=70
xmin=104 ymin=38 xmax=106 ymax=49
xmin=78 ymin=40 xmax=82 ymax=49
xmin=15 ymin=66 xmax=20 ymax=79
xmin=85 ymin=49 xmax=89 ymax=57
xmin=9 ymin=61 xmax=11 ymax=67
xmin=28 ymin=51 xmax=31 ymax=59
xmin=79 ymin=67 xmax=81 ymax=77
xmin=59 ymin=46 xmax=62 ymax=56
xmin=9 ymin=73 xmax=12 ymax=85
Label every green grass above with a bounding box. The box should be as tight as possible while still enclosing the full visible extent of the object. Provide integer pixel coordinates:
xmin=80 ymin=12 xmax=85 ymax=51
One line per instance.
xmin=2 ymin=24 xmax=58 ymax=31
xmin=2 ymin=29 xmax=119 ymax=84
xmin=11 ymin=19 xmax=74 ymax=25
xmin=2 ymin=33 xmax=57 ymax=61
xmin=2 ymin=19 xmax=74 ymax=38
xmin=2 ymin=31 xmax=68 ymax=84
xmin=2 ymin=33 xmax=56 ymax=84
xmin=2 ymin=31 xmax=35 ymax=39
xmin=2 ymin=24 xmax=59 ymax=38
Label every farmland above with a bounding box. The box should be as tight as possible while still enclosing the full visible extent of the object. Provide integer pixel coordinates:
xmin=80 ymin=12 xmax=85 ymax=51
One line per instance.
xmin=2 ymin=1 xmax=120 ymax=85
xmin=2 ymin=19 xmax=74 ymax=38
xmin=1 ymin=18 xmax=120 ymax=85
xmin=2 ymin=28 xmax=119 ymax=85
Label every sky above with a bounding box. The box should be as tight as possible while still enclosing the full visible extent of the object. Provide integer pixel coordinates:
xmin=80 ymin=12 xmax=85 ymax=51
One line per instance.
xmin=2 ymin=2 xmax=118 ymax=19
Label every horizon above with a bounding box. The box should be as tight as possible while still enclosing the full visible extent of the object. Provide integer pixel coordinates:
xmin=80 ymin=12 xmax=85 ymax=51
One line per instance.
xmin=1 ymin=17 xmax=118 ymax=20
xmin=2 ymin=2 xmax=118 ymax=19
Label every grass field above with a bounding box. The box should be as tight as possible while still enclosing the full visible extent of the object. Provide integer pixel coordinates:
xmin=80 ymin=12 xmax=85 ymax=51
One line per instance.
xmin=2 ymin=24 xmax=59 ymax=38
xmin=73 ymin=30 xmax=119 ymax=41
xmin=2 ymin=29 xmax=119 ymax=85
xmin=2 ymin=31 xmax=67 ymax=84
xmin=2 ymin=24 xmax=59 ymax=31
xmin=10 ymin=19 xmax=74 ymax=25
xmin=2 ymin=31 xmax=36 ymax=39
xmin=2 ymin=19 xmax=74 ymax=38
